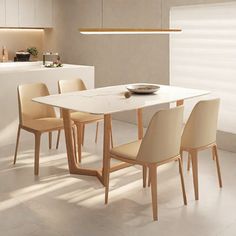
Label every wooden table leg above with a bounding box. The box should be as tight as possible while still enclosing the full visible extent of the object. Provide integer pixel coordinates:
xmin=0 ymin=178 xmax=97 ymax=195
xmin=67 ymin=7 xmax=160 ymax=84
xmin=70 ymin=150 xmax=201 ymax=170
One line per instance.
xmin=137 ymin=108 xmax=147 ymax=187
xmin=62 ymin=109 xmax=98 ymax=177
xmin=76 ymin=123 xmax=82 ymax=163
xmin=102 ymin=114 xmax=111 ymax=187
xmin=49 ymin=132 xmax=52 ymax=149
xmin=137 ymin=108 xmax=143 ymax=140
xmin=61 ymin=109 xmax=134 ymax=185
xmin=176 ymin=100 xmax=185 ymax=163
xmin=62 ymin=109 xmax=78 ymax=173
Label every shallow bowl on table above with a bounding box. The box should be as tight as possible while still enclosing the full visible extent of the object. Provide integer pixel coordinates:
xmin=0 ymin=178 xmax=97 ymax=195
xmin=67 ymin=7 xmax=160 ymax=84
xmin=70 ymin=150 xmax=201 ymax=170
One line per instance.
xmin=126 ymin=84 xmax=160 ymax=94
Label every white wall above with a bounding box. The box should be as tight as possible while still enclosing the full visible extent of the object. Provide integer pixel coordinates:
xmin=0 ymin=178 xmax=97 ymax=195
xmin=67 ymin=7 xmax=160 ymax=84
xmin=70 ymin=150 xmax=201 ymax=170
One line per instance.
xmin=44 ymin=0 xmax=236 ymax=151
xmin=44 ymin=0 xmax=169 ymax=126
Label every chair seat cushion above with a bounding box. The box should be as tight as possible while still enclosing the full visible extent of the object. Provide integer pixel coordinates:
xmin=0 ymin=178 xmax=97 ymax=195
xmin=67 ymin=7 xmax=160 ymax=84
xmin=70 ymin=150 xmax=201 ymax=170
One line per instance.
xmin=71 ymin=112 xmax=103 ymax=123
xmin=110 ymin=140 xmax=142 ymax=160
xmin=23 ymin=117 xmax=70 ymax=132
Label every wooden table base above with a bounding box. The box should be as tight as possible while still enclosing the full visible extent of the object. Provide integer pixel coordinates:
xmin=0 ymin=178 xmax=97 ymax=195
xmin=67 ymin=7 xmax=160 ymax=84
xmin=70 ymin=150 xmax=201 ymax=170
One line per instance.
xmin=62 ymin=109 xmax=143 ymax=186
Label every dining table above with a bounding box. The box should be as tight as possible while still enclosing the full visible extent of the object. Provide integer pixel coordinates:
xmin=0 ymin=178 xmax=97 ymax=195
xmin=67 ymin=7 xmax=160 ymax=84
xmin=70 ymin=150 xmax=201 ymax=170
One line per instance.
xmin=33 ymin=84 xmax=209 ymax=187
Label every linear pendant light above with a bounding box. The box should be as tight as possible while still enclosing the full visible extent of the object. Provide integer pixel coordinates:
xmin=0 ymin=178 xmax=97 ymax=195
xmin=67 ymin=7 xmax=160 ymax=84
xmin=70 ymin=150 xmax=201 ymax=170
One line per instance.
xmin=79 ymin=0 xmax=182 ymax=35
xmin=79 ymin=28 xmax=181 ymax=35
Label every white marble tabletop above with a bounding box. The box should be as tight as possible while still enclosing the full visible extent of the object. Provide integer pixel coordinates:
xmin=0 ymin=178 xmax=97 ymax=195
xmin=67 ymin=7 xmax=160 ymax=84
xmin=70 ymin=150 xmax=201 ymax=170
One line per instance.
xmin=33 ymin=84 xmax=209 ymax=115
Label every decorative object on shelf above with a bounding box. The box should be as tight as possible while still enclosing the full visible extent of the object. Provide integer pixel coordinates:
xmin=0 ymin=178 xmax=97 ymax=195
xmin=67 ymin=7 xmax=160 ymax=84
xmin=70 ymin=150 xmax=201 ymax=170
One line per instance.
xmin=43 ymin=52 xmax=60 ymax=65
xmin=44 ymin=54 xmax=63 ymax=68
xmin=79 ymin=0 xmax=182 ymax=35
xmin=44 ymin=62 xmax=63 ymax=68
xmin=15 ymin=51 xmax=30 ymax=61
xmin=27 ymin=47 xmax=38 ymax=58
xmin=1 ymin=46 xmax=9 ymax=62
xmin=43 ymin=53 xmax=63 ymax=68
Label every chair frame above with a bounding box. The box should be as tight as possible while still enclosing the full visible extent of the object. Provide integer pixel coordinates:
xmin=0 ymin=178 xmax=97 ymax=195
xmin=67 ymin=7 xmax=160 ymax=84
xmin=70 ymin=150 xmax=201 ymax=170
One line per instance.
xmin=13 ymin=84 xmax=77 ymax=175
xmin=180 ymin=99 xmax=222 ymax=200
xmin=14 ymin=123 xmax=77 ymax=175
xmin=181 ymin=142 xmax=222 ymax=200
xmin=105 ymin=153 xmax=187 ymax=221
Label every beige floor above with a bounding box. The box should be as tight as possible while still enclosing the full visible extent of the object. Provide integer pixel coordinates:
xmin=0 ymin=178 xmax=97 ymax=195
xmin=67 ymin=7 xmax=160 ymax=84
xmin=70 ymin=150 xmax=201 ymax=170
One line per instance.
xmin=0 ymin=120 xmax=236 ymax=236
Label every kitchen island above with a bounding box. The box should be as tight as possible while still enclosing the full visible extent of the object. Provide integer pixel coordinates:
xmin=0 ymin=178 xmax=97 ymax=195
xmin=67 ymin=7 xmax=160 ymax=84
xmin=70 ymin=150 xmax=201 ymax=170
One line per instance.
xmin=0 ymin=61 xmax=94 ymax=147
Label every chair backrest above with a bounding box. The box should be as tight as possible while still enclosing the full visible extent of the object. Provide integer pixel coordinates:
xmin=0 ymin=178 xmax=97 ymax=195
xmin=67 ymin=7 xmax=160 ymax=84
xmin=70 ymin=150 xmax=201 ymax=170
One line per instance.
xmin=17 ymin=83 xmax=56 ymax=124
xmin=181 ymin=99 xmax=220 ymax=149
xmin=137 ymin=106 xmax=184 ymax=163
xmin=58 ymin=79 xmax=86 ymax=94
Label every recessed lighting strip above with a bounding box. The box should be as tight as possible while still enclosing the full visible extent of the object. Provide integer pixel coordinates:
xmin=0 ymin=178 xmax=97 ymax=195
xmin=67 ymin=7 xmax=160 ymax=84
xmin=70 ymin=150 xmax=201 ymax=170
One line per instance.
xmin=0 ymin=28 xmax=44 ymax=32
xmin=79 ymin=28 xmax=182 ymax=35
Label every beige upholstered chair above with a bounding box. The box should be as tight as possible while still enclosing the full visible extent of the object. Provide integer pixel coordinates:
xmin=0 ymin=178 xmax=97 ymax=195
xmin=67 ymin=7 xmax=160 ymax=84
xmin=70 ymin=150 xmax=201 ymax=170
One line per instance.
xmin=181 ymin=99 xmax=222 ymax=200
xmin=13 ymin=83 xmax=76 ymax=175
xmin=105 ymin=106 xmax=187 ymax=221
xmin=58 ymin=79 xmax=113 ymax=163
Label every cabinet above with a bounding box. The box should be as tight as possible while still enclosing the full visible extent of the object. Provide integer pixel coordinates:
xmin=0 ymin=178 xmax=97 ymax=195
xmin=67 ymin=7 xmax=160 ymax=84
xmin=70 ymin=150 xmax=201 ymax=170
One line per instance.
xmin=19 ymin=0 xmax=35 ymax=27
xmin=0 ymin=0 xmax=5 ymax=26
xmin=35 ymin=0 xmax=53 ymax=28
xmin=1 ymin=0 xmax=53 ymax=28
xmin=6 ymin=0 xmax=19 ymax=27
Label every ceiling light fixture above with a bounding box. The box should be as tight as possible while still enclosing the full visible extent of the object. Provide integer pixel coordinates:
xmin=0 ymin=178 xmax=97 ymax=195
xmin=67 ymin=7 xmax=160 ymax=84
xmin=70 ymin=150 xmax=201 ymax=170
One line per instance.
xmin=79 ymin=28 xmax=181 ymax=35
xmin=0 ymin=28 xmax=44 ymax=32
xmin=79 ymin=0 xmax=181 ymax=35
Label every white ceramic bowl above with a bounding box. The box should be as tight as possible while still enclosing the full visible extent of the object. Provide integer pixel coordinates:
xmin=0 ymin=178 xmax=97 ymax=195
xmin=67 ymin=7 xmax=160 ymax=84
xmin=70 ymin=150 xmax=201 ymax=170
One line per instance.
xmin=126 ymin=84 xmax=160 ymax=94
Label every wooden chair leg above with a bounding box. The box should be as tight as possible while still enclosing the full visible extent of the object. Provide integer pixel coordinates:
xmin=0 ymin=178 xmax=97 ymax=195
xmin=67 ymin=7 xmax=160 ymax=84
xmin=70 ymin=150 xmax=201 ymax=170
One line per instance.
xmin=95 ymin=122 xmax=99 ymax=143
xmin=143 ymin=165 xmax=147 ymax=188
xmin=180 ymin=150 xmax=183 ymax=165
xmin=178 ymin=157 xmax=187 ymax=205
xmin=213 ymin=145 xmax=223 ymax=188
xmin=56 ymin=130 xmax=61 ymax=149
xmin=148 ymin=169 xmax=151 ymax=187
xmin=13 ymin=125 xmax=21 ymax=164
xmin=76 ymin=124 xmax=82 ymax=163
xmin=149 ymin=164 xmax=158 ymax=221
xmin=105 ymin=156 xmax=111 ymax=204
xmin=191 ymin=150 xmax=199 ymax=200
xmin=82 ymin=124 xmax=85 ymax=146
xmin=34 ymin=133 xmax=41 ymax=176
xmin=187 ymin=152 xmax=191 ymax=171
xmin=49 ymin=132 xmax=52 ymax=149
xmin=110 ymin=119 xmax=114 ymax=148
xmin=212 ymin=147 xmax=215 ymax=161
xmin=72 ymin=127 xmax=77 ymax=162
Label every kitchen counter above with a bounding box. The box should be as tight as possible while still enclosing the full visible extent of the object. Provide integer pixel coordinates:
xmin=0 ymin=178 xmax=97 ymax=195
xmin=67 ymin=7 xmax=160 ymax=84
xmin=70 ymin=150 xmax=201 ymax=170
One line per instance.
xmin=0 ymin=61 xmax=95 ymax=147
xmin=0 ymin=61 xmax=93 ymax=73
